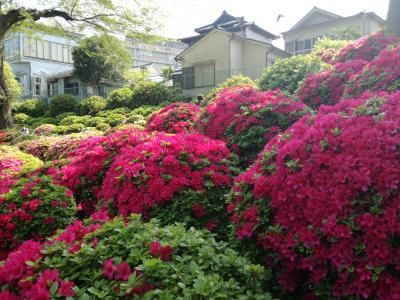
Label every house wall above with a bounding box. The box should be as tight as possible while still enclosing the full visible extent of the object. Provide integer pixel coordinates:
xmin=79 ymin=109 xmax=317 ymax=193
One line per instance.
xmin=245 ymin=28 xmax=273 ymax=44
xmin=241 ymin=41 xmax=269 ymax=79
xmin=180 ymin=30 xmax=230 ymax=96
xmin=299 ymin=14 xmax=336 ymax=28
xmin=283 ymin=15 xmax=384 ymax=54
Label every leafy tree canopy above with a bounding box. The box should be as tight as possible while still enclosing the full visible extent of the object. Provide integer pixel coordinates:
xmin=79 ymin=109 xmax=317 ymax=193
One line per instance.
xmin=72 ymin=34 xmax=131 ymax=85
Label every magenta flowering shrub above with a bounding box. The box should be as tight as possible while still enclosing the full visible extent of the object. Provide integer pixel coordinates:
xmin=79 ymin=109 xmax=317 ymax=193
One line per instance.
xmin=344 ymin=46 xmax=400 ymax=98
xmin=0 ymin=216 xmax=270 ymax=299
xmin=297 ymin=59 xmax=367 ymax=109
xmin=0 ymin=175 xmax=76 ymax=258
xmin=227 ymin=92 xmax=400 ymax=298
xmin=101 ymin=133 xmax=234 ymax=237
xmin=146 ymin=102 xmax=201 ymax=133
xmin=201 ymin=86 xmax=310 ymax=167
xmin=61 ymin=128 xmax=152 ymax=216
xmin=335 ymin=33 xmax=399 ymax=63
xmin=33 ymin=124 xmax=56 ymax=136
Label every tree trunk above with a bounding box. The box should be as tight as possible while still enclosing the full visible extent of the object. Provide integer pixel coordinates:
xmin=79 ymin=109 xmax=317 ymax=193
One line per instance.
xmin=0 ymin=34 xmax=13 ymax=129
xmin=386 ymin=0 xmax=400 ymax=36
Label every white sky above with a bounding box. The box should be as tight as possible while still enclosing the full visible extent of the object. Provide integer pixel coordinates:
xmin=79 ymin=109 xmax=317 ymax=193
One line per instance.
xmin=155 ymin=0 xmax=389 ymax=48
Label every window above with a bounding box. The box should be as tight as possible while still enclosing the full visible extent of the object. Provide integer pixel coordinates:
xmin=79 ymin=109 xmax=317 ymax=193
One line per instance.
xmin=57 ymin=44 xmax=63 ymax=62
xmin=43 ymin=41 xmax=50 ymax=60
xmin=23 ymin=37 xmax=32 ymax=57
xmin=47 ymin=82 xmax=57 ymax=96
xmin=51 ymin=43 xmax=58 ymax=61
xmin=194 ymin=63 xmax=214 ymax=88
xmin=34 ymin=77 xmax=42 ymax=96
xmin=37 ymin=40 xmax=44 ymax=59
xmin=285 ymin=40 xmax=295 ymax=54
xmin=62 ymin=45 xmax=69 ymax=62
xmin=182 ymin=67 xmax=194 ymax=89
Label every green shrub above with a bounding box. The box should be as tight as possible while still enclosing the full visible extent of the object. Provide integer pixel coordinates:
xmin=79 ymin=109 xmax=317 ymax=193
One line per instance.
xmin=96 ymin=122 xmax=111 ymax=132
xmin=27 ymin=117 xmax=57 ymax=128
xmin=258 ymin=54 xmax=329 ymax=95
xmin=104 ymin=113 xmax=126 ymax=127
xmin=79 ymin=96 xmax=107 ymax=116
xmin=49 ymin=94 xmax=79 ymax=116
xmin=13 ymin=113 xmax=30 ymax=124
xmin=55 ymin=112 xmax=77 ymax=124
xmin=312 ymin=37 xmax=350 ymax=63
xmin=0 ymin=175 xmax=76 ymax=254
xmin=55 ymin=123 xmax=85 ymax=134
xmin=59 ymin=115 xmax=86 ymax=126
xmin=130 ymin=82 xmax=173 ymax=108
xmin=107 ymin=87 xmax=133 ymax=109
xmin=125 ymin=114 xmax=147 ymax=126
xmin=130 ymin=105 xmax=161 ymax=117
xmin=97 ymin=107 xmax=130 ymax=117
xmin=0 ymin=216 xmax=272 ymax=299
xmin=206 ymin=75 xmax=256 ymax=103
xmin=14 ymin=98 xmax=48 ymax=117
xmin=4 ymin=61 xmax=22 ymax=102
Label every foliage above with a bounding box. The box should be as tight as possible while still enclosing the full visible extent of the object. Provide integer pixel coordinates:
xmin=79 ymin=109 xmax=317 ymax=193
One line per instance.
xmin=107 ymin=88 xmax=133 ymax=109
xmin=0 ymin=216 xmax=272 ymax=299
xmin=100 ymin=133 xmax=235 ymax=239
xmin=72 ymin=35 xmax=131 ymax=85
xmin=227 ymin=92 xmax=400 ymax=298
xmin=146 ymin=102 xmax=201 ymax=134
xmin=335 ymin=33 xmax=400 ymax=63
xmin=49 ymin=94 xmax=79 ymax=117
xmin=79 ymin=96 xmax=107 ymax=116
xmin=297 ymin=59 xmax=367 ymax=109
xmin=258 ymin=54 xmax=329 ymax=95
xmin=14 ymin=98 xmax=48 ymax=117
xmin=13 ymin=113 xmax=30 ymax=124
xmin=4 ymin=62 xmax=22 ymax=102
xmin=344 ymin=46 xmax=400 ymax=98
xmin=130 ymin=82 xmax=173 ymax=108
xmin=161 ymin=65 xmax=175 ymax=83
xmin=19 ymin=136 xmax=60 ymax=160
xmin=0 ymin=175 xmax=76 ymax=258
xmin=201 ymin=86 xmax=311 ymax=167
xmin=311 ymin=37 xmax=350 ymax=63
xmin=206 ymin=75 xmax=256 ymax=104
xmin=27 ymin=117 xmax=56 ymax=128
xmin=54 ymin=123 xmax=85 ymax=135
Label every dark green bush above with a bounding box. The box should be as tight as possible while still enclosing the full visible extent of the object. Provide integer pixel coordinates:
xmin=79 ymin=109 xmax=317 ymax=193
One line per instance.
xmin=14 ymin=98 xmax=48 ymax=117
xmin=79 ymin=96 xmax=107 ymax=116
xmin=49 ymin=94 xmax=79 ymax=116
xmin=55 ymin=112 xmax=77 ymax=124
xmin=258 ymin=54 xmax=329 ymax=95
xmin=27 ymin=117 xmax=57 ymax=128
xmin=55 ymin=123 xmax=85 ymax=134
xmin=107 ymin=88 xmax=133 ymax=109
xmin=130 ymin=82 xmax=173 ymax=108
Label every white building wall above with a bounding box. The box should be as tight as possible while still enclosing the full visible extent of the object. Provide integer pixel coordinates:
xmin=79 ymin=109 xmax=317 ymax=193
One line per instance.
xmin=245 ymin=28 xmax=273 ymax=44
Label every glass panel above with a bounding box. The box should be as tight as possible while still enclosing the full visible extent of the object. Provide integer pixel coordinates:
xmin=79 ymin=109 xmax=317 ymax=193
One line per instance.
xmin=30 ymin=39 xmax=37 ymax=57
xmin=37 ymin=40 xmax=44 ymax=58
xmin=43 ymin=41 xmax=50 ymax=59
xmin=57 ymin=44 xmax=63 ymax=61
xmin=23 ymin=37 xmax=31 ymax=57
xmin=63 ymin=45 xmax=69 ymax=62
xmin=51 ymin=42 xmax=58 ymax=61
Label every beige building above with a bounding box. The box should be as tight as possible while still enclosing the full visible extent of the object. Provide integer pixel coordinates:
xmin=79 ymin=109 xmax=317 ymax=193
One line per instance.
xmin=282 ymin=7 xmax=385 ymax=55
xmin=176 ymin=11 xmax=290 ymax=97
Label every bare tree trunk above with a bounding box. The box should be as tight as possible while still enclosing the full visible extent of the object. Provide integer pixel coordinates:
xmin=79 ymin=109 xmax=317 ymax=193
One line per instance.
xmin=0 ymin=34 xmax=13 ymax=129
xmin=386 ymin=0 xmax=400 ymax=36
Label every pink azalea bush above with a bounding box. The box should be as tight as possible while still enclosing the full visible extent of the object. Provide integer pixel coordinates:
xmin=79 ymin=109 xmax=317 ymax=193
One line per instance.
xmin=145 ymin=102 xmax=201 ymax=133
xmin=101 ymin=133 xmax=234 ymax=237
xmin=201 ymin=86 xmax=310 ymax=167
xmin=0 ymin=175 xmax=76 ymax=259
xmin=227 ymin=92 xmax=400 ymax=298
xmin=0 ymin=216 xmax=271 ymax=299
xmin=297 ymin=59 xmax=367 ymax=109
xmin=61 ymin=127 xmax=153 ymax=216
xmin=335 ymin=33 xmax=399 ymax=63
xmin=344 ymin=46 xmax=400 ymax=98
xmin=33 ymin=124 xmax=56 ymax=136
